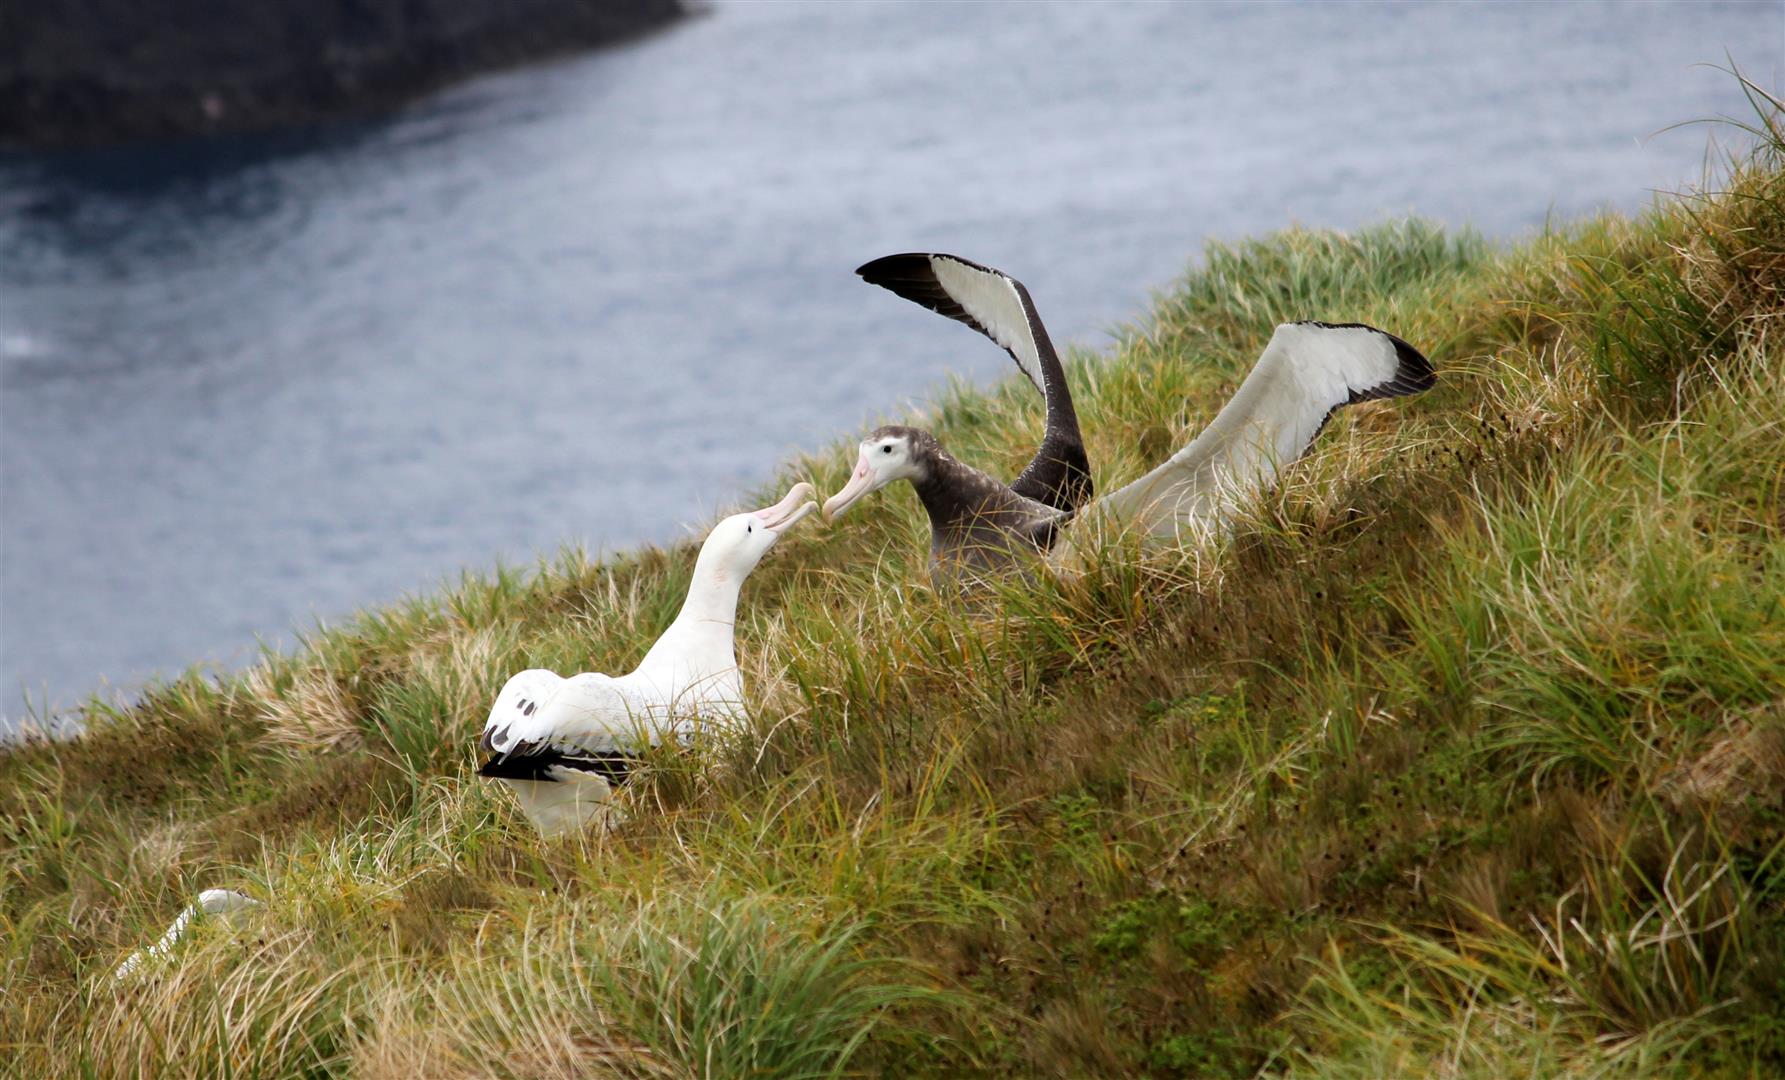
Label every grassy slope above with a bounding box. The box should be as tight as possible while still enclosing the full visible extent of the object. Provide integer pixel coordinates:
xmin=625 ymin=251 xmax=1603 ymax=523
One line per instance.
xmin=5 ymin=91 xmax=1785 ymax=1078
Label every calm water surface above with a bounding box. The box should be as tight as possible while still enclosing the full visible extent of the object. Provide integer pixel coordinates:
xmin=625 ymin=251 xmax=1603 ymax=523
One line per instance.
xmin=2 ymin=1 xmax=1781 ymax=718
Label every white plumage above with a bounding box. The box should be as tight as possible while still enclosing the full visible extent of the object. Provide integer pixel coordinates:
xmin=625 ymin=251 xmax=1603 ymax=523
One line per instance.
xmin=926 ymin=254 xmax=1051 ymax=395
xmin=477 ymin=483 xmax=818 ymax=836
xmin=1054 ymin=320 xmax=1432 ymax=557
xmin=112 ymin=888 xmax=259 ymax=983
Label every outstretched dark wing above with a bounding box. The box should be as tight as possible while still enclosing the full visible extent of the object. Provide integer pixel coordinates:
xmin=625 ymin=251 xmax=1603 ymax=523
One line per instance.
xmin=857 ymin=253 xmax=1092 ymax=513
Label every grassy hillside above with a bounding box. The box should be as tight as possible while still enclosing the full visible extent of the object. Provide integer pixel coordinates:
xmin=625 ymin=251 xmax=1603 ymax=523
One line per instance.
xmin=5 ymin=84 xmax=1785 ymax=1078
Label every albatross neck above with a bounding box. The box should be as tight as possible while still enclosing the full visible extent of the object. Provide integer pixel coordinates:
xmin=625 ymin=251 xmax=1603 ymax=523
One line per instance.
xmin=910 ymin=444 xmax=1011 ymax=531
xmin=638 ymin=547 xmax=743 ymax=673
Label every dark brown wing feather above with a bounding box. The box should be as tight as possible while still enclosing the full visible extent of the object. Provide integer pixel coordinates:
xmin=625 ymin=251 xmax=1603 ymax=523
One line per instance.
xmin=858 ymin=253 xmax=1093 ymax=513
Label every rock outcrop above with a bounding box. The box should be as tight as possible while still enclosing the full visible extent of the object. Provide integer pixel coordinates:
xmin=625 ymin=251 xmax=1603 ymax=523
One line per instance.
xmin=0 ymin=0 xmax=687 ymax=147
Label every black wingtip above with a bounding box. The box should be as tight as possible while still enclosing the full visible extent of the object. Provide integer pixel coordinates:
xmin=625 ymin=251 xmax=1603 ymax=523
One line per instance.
xmin=1382 ymin=331 xmax=1436 ymax=396
xmin=1297 ymin=320 xmax=1437 ymax=402
xmin=857 ymin=252 xmax=1006 ymax=285
xmin=476 ymin=751 xmax=564 ymax=782
xmin=855 ymin=253 xmax=933 ymax=282
xmin=476 ymin=754 xmax=525 ymax=779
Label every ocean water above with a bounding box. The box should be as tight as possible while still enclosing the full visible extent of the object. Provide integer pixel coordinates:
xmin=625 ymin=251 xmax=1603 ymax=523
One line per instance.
xmin=2 ymin=0 xmax=1781 ymax=720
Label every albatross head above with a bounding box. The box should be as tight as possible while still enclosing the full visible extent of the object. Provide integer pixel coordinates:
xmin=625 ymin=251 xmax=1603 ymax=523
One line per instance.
xmin=822 ymin=426 xmax=928 ymax=521
xmin=699 ymin=482 xmax=820 ymax=578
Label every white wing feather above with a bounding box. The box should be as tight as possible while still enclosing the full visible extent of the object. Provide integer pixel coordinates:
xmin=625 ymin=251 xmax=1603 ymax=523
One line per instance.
xmin=1057 ymin=322 xmax=1415 ymax=552
xmin=496 ymin=671 xmax=656 ymax=753
xmin=928 ymin=255 xmax=1047 ymax=395
xmin=479 ymin=668 xmax=564 ymax=752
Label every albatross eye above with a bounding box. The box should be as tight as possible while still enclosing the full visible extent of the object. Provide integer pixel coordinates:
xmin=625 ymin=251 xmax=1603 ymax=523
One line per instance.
xmin=882 ymin=445 xmax=893 ymax=454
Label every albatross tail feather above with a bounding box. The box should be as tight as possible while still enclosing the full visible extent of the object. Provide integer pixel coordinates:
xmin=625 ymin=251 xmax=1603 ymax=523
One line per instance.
xmin=476 ymin=747 xmax=640 ymax=785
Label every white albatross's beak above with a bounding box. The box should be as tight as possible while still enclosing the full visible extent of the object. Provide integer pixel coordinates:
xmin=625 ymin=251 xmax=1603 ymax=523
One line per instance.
xmin=754 ymin=482 xmax=819 ymax=534
xmin=821 ymin=454 xmax=880 ymax=522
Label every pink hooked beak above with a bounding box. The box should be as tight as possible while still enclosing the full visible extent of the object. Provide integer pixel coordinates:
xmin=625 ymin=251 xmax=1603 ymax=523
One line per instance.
xmin=821 ymin=452 xmax=879 ymax=521
xmin=753 ymin=482 xmax=819 ymax=533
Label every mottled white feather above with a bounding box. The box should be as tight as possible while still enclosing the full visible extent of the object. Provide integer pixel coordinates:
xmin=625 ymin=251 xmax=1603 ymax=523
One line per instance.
xmin=487 ymin=670 xmax=669 ymax=756
xmin=479 ymin=670 xmax=652 ymax=836
xmin=482 ymin=668 xmax=567 ymax=752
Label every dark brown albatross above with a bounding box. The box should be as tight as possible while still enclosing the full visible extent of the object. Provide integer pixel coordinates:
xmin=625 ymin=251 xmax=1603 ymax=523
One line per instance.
xmin=856 ymin=253 xmax=1093 ymax=514
xmin=823 ymin=319 xmax=1436 ymax=581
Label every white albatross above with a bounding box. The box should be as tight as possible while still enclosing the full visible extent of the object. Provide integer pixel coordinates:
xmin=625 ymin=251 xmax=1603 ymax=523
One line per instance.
xmin=112 ymin=888 xmax=260 ymax=983
xmin=822 ymin=321 xmax=1435 ymax=573
xmin=477 ymin=483 xmax=819 ymax=835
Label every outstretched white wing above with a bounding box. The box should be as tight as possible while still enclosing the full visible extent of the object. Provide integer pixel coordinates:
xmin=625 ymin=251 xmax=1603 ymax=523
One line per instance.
xmin=1059 ymin=322 xmax=1433 ymax=552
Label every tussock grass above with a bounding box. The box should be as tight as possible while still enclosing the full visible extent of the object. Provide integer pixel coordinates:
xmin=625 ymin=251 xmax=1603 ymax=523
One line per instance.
xmin=6 ymin=77 xmax=1785 ymax=1077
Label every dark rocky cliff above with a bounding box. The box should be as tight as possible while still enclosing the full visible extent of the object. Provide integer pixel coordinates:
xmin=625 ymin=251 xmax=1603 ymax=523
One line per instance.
xmin=0 ymin=0 xmax=687 ymax=147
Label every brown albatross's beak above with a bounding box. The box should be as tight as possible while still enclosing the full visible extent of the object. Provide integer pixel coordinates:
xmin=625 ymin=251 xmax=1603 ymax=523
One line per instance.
xmin=821 ymin=452 xmax=880 ymax=522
